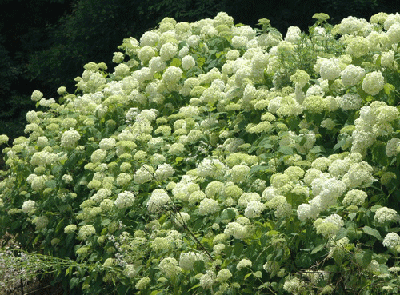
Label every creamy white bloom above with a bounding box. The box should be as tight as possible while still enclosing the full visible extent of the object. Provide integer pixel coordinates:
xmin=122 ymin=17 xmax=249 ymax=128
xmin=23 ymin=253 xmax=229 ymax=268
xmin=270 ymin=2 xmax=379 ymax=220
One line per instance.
xmin=386 ymin=138 xmax=400 ymax=157
xmin=147 ymin=189 xmax=170 ymax=213
xmin=158 ymin=257 xmax=182 ymax=278
xmin=179 ymin=252 xmax=204 ymax=271
xmin=362 ymin=71 xmax=385 ymax=96
xmin=198 ymin=198 xmax=219 ymax=215
xmin=61 ymin=128 xmax=81 ymax=148
xmin=383 ymin=232 xmax=400 ymax=249
xmin=114 ymin=191 xmax=135 ymax=209
xmin=244 ymin=200 xmax=266 ymax=218
xmin=237 ymin=258 xmax=252 ymax=270
xmin=341 ymin=65 xmax=365 ymax=87
xmin=78 ymin=225 xmax=96 ymax=240
xmin=182 ymin=55 xmax=195 ymax=70
xmin=99 ymin=138 xmax=116 ymax=150
xmin=22 ymin=200 xmax=35 ymax=214
xmin=342 ymin=189 xmax=367 ymax=206
xmin=374 ymin=207 xmax=400 ymax=224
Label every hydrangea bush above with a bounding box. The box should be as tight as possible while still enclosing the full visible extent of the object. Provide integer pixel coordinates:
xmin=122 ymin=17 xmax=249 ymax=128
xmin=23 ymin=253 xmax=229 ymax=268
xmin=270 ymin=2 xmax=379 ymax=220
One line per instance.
xmin=1 ymin=11 xmax=400 ymax=294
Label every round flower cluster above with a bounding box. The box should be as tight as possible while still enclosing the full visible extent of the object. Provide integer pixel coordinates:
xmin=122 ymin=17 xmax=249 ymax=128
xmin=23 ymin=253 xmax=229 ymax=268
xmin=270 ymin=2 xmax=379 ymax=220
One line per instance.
xmin=21 ymin=200 xmax=35 ymax=214
xmin=158 ymin=257 xmax=182 ymax=278
xmin=147 ymin=189 xmax=170 ymax=213
xmin=314 ymin=213 xmax=344 ymax=238
xmin=374 ymin=207 xmax=400 ymax=224
xmin=362 ymin=71 xmax=385 ymax=96
xmin=78 ymin=225 xmax=96 ymax=240
xmin=114 ymin=191 xmax=135 ymax=209
xmin=61 ymin=128 xmax=81 ymax=148
xmin=382 ymin=233 xmax=400 ymax=250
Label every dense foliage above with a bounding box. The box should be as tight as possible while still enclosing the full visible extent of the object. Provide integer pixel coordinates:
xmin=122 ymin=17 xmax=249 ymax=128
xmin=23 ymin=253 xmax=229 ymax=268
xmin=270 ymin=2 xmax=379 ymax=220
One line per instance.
xmin=2 ymin=10 xmax=400 ymax=295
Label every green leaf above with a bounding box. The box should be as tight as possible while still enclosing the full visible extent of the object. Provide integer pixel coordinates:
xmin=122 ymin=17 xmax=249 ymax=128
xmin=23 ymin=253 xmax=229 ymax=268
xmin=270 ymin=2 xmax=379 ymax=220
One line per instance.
xmin=355 ymin=250 xmax=373 ymax=268
xmin=277 ymin=146 xmax=294 ymax=155
xmin=349 ymin=213 xmax=357 ymax=220
xmin=362 ymin=226 xmax=382 ymax=240
xmin=234 ymin=241 xmax=244 ymax=257
xmin=193 ymin=260 xmax=205 ymax=273
xmin=221 ymin=208 xmax=236 ymax=220
xmin=311 ymin=244 xmax=325 ymax=254
xmin=384 ymin=83 xmax=395 ymax=95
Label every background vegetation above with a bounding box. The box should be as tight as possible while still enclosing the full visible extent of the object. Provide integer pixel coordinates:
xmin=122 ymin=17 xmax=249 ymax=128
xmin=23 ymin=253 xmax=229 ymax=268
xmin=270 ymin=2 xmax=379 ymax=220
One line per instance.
xmin=0 ymin=0 xmax=398 ymax=140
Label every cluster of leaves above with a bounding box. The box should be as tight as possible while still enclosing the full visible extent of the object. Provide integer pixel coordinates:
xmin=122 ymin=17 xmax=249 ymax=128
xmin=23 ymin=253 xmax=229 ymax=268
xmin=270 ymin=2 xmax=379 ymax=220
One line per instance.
xmin=1 ymin=11 xmax=400 ymax=295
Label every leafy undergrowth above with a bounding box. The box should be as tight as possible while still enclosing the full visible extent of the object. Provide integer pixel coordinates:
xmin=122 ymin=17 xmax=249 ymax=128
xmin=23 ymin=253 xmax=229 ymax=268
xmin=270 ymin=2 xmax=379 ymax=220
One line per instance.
xmin=1 ymin=11 xmax=400 ymax=295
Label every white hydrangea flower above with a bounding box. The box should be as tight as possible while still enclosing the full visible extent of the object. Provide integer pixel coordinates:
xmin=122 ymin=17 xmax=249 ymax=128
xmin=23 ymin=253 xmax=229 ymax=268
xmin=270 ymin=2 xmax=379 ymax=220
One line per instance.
xmin=179 ymin=252 xmax=204 ymax=271
xmin=140 ymin=31 xmax=159 ymax=46
xmin=90 ymin=149 xmax=107 ymax=163
xmin=154 ymin=163 xmax=175 ymax=181
xmin=31 ymin=90 xmax=43 ymax=102
xmin=197 ymin=158 xmax=227 ymax=179
xmin=137 ymin=46 xmax=156 ymax=63
xmin=78 ymin=225 xmax=96 ymax=240
xmin=314 ymin=213 xmax=344 ymax=238
xmin=387 ymin=23 xmax=400 ymax=45
xmin=346 ymin=36 xmax=370 ymax=58
xmin=162 ymin=66 xmax=183 ymax=89
xmin=285 ymin=26 xmax=301 ymax=44
xmin=99 ymin=138 xmax=116 ymax=150
xmin=337 ymin=93 xmax=363 ymax=111
xmin=216 ymin=269 xmax=232 ymax=282
xmin=238 ymin=193 xmax=261 ymax=208
xmin=283 ymin=277 xmax=304 ymax=294
xmin=198 ymin=198 xmax=219 ymax=215
xmin=205 ymin=181 xmax=225 ymax=198
xmin=134 ymin=165 xmax=154 ymax=184
xmin=158 ymin=257 xmax=182 ymax=278
xmin=135 ymin=277 xmax=151 ymax=290
xmin=231 ymin=35 xmax=247 ymax=48
xmin=199 ymin=270 xmax=216 ymax=289
xmin=22 ymin=200 xmax=35 ymax=214
xmin=149 ymin=56 xmax=166 ymax=73
xmin=374 ymin=207 xmax=400 ymax=224
xmin=61 ymin=128 xmax=81 ymax=148
xmin=237 ymin=258 xmax=252 ymax=270
xmin=318 ymin=58 xmax=341 ymax=80
xmin=224 ymin=221 xmax=248 ymax=240
xmin=340 ymin=65 xmax=365 ymax=87
xmin=229 ymin=164 xmax=251 ymax=183
xmin=32 ymin=216 xmax=49 ymax=230
xmin=386 ymin=138 xmax=400 ymax=157
xmin=362 ymin=71 xmax=385 ymax=96
xmin=382 ymin=232 xmax=400 ymax=249
xmin=244 ymin=200 xmax=266 ymax=218
xmin=160 ymin=42 xmax=178 ymax=61
xmin=342 ymin=189 xmax=367 ymax=206
xmin=147 ymin=189 xmax=170 ymax=213
xmin=64 ymin=224 xmax=77 ymax=234
xmin=182 ymin=55 xmax=195 ymax=70
xmin=114 ymin=191 xmax=135 ymax=209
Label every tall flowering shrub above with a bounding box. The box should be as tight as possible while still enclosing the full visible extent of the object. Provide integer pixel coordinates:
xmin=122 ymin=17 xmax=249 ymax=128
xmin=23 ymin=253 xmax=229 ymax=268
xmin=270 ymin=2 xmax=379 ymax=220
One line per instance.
xmin=1 ymin=11 xmax=400 ymax=294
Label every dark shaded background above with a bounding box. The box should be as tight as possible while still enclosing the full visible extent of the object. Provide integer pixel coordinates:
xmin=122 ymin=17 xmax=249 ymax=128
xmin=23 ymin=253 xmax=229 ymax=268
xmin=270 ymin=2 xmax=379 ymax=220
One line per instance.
xmin=0 ymin=0 xmax=398 ymax=140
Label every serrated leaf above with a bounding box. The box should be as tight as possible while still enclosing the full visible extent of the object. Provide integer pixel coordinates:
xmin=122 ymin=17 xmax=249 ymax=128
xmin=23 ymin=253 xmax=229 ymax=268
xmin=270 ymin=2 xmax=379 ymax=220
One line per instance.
xmin=362 ymin=226 xmax=382 ymax=240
